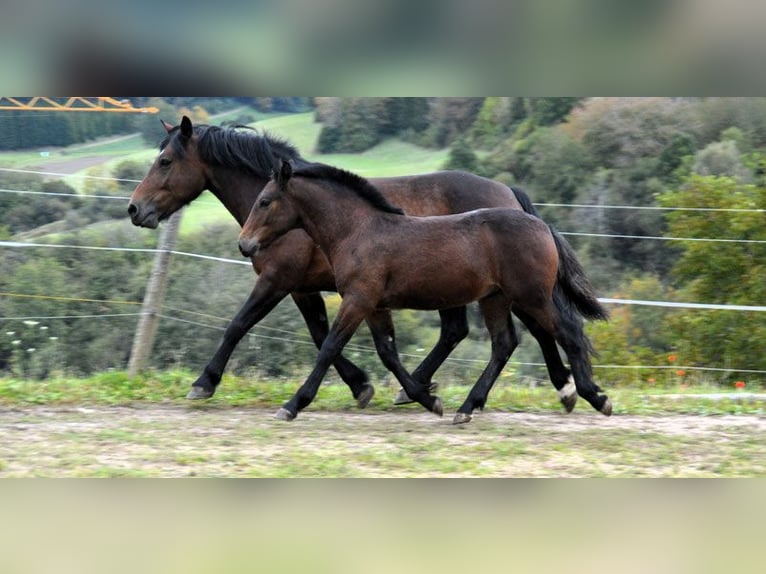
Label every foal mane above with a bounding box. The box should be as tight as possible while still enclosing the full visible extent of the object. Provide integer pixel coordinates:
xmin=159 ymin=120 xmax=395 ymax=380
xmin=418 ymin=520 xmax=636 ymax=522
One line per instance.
xmin=160 ymin=123 xmax=303 ymax=178
xmin=292 ymin=163 xmax=404 ymax=215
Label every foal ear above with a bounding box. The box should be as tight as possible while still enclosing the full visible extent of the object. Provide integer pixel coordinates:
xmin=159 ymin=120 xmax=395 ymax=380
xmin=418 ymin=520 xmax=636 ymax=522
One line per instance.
xmin=276 ymin=160 xmax=293 ymax=188
xmin=180 ymin=115 xmax=193 ymax=138
xmin=160 ymin=119 xmax=174 ymax=133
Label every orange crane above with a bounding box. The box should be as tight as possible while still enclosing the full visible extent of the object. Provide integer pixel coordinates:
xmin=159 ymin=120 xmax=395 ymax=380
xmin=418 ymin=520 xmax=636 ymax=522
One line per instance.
xmin=0 ymin=97 xmax=158 ymax=113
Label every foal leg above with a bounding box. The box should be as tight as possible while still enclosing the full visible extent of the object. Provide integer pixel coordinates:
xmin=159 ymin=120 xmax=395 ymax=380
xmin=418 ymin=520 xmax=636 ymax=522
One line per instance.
xmin=367 ymin=310 xmax=443 ymax=416
xmin=278 ymin=298 xmax=441 ymax=420
xmin=512 ymin=308 xmax=578 ymax=413
xmin=393 ymin=306 xmax=468 ymax=405
xmin=524 ymin=301 xmax=611 ymax=416
xmin=187 ymin=278 xmax=289 ymax=399
xmin=454 ymin=295 xmax=517 ymax=424
xmin=291 ymin=292 xmax=374 ymax=408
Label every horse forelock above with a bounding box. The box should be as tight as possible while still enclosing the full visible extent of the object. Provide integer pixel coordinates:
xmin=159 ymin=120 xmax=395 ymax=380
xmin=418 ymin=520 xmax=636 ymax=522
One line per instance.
xmin=293 ymin=163 xmax=404 ymax=215
xmin=160 ymin=123 xmax=302 ymax=177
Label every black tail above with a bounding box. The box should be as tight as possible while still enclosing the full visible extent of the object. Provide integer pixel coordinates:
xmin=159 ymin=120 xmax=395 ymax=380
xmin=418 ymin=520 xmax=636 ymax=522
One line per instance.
xmin=510 ymin=186 xmax=541 ymax=217
xmin=511 ymin=186 xmax=608 ymax=322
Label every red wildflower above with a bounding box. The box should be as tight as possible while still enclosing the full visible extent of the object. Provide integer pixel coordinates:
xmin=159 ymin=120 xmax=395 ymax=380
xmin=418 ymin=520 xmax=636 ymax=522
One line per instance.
xmin=676 ymin=369 xmax=686 ymax=377
xmin=668 ymin=354 xmax=678 ymax=363
xmin=735 ymin=381 xmax=746 ymax=389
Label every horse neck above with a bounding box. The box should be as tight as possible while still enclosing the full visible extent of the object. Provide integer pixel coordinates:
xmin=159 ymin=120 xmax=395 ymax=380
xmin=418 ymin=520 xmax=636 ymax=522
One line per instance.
xmin=290 ymin=179 xmax=375 ymax=258
xmin=206 ymin=166 xmax=270 ymax=227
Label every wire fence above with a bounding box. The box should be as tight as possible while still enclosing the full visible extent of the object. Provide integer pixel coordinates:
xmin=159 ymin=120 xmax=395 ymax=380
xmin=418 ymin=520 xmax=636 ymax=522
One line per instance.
xmin=1 ymin=166 xmax=764 ymax=380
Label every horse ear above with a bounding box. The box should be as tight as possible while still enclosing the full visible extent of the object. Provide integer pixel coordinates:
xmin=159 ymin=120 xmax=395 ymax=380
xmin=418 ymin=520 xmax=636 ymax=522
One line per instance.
xmin=180 ymin=115 xmax=193 ymax=138
xmin=276 ymin=160 xmax=293 ymax=188
xmin=160 ymin=119 xmax=174 ymax=133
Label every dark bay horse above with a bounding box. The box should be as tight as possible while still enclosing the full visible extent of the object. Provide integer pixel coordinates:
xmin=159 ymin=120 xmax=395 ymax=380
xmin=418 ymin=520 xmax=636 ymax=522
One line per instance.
xmin=239 ymin=161 xmax=612 ymax=423
xmin=128 ymin=116 xmax=606 ymax=411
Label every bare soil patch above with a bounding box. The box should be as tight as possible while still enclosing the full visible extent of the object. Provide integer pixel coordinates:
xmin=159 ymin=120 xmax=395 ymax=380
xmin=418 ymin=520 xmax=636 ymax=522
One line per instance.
xmin=34 ymin=155 xmax=113 ymax=174
xmin=1 ymin=405 xmax=763 ymax=477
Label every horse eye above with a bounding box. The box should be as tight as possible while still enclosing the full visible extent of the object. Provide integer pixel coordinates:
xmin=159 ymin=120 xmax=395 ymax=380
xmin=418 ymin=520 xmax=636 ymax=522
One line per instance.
xmin=159 ymin=157 xmax=172 ymax=167
xmin=259 ymin=198 xmax=272 ymax=208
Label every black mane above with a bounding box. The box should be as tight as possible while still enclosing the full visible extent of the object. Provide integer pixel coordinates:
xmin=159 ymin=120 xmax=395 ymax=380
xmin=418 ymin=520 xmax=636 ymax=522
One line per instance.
xmin=160 ymin=123 xmax=302 ymax=177
xmin=292 ymin=163 xmax=404 ymax=215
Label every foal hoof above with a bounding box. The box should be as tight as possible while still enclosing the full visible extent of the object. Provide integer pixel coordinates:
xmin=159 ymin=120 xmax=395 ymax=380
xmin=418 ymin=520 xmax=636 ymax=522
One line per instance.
xmin=452 ymin=412 xmax=472 ymax=425
xmin=600 ymin=397 xmax=613 ymax=417
xmin=431 ymin=397 xmax=443 ymax=417
xmin=393 ymin=388 xmax=414 ymax=405
xmin=186 ymin=386 xmax=215 ymax=400
xmin=393 ymin=383 xmax=439 ymax=406
xmin=560 ymin=393 xmax=578 ymax=413
xmin=275 ymin=407 xmax=297 ymax=421
xmin=356 ymin=384 xmax=375 ymax=409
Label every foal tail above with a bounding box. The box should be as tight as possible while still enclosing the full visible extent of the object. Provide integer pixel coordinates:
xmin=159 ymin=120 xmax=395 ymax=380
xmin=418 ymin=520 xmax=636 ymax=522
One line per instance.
xmin=511 ymin=187 xmax=609 ymax=322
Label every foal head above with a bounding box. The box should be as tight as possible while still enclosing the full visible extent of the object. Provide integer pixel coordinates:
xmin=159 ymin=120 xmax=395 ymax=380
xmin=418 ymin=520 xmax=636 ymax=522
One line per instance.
xmin=238 ymin=160 xmax=299 ymax=256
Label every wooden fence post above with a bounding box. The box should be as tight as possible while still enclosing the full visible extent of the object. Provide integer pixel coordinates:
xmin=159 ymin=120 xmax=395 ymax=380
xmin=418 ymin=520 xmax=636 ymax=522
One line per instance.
xmin=127 ymin=210 xmax=182 ymax=377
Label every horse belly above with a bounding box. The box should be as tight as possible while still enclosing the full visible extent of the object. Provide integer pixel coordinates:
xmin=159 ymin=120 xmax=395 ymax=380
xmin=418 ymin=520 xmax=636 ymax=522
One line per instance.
xmin=380 ymin=255 xmax=495 ymax=310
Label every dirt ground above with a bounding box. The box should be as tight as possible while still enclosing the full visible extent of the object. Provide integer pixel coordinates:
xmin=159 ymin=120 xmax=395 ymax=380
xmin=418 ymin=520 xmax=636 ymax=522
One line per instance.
xmin=35 ymin=155 xmax=113 ymax=174
xmin=1 ymin=405 xmax=764 ymax=477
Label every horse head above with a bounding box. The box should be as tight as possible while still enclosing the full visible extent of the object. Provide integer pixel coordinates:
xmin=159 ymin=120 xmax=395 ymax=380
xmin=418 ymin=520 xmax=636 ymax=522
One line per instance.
xmin=128 ymin=115 xmax=208 ymax=228
xmin=239 ymin=160 xmax=298 ymax=256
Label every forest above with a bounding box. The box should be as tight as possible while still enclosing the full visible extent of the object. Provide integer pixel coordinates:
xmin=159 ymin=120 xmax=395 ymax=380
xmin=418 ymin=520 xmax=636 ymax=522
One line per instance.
xmin=0 ymin=97 xmax=763 ymax=390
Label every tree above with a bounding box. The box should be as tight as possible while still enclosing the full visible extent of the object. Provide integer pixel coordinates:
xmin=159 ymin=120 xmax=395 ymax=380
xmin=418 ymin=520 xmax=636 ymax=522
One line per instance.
xmin=443 ymin=138 xmax=478 ymax=172
xmin=528 ymin=97 xmax=584 ymax=126
xmin=657 ymin=175 xmax=766 ymax=374
xmin=470 ymin=97 xmax=512 ymax=148
xmin=132 ymin=98 xmax=179 ymax=146
xmin=315 ymin=98 xmax=386 ymax=153
xmin=692 ymin=140 xmax=752 ymax=182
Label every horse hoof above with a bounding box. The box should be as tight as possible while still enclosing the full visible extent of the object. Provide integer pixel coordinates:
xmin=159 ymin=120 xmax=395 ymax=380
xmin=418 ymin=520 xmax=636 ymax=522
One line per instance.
xmin=600 ymin=398 xmax=613 ymax=416
xmin=275 ymin=407 xmax=296 ymax=421
xmin=452 ymin=412 xmax=472 ymax=425
xmin=431 ymin=397 xmax=443 ymax=417
xmin=186 ymin=386 xmax=214 ymax=400
xmin=393 ymin=388 xmax=414 ymax=405
xmin=560 ymin=393 xmax=578 ymax=413
xmin=356 ymin=384 xmax=375 ymax=409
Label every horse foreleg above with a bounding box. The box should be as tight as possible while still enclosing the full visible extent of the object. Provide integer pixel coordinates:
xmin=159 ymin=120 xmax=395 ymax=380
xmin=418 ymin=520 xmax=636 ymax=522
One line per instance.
xmin=454 ymin=295 xmax=516 ymax=424
xmin=367 ymin=310 xmax=443 ymax=416
xmin=512 ymin=308 xmax=578 ymax=413
xmin=393 ymin=306 xmax=468 ymax=405
xmin=187 ymin=277 xmax=287 ymax=399
xmin=291 ymin=292 xmax=374 ymax=408
xmin=278 ymin=297 xmax=368 ymax=420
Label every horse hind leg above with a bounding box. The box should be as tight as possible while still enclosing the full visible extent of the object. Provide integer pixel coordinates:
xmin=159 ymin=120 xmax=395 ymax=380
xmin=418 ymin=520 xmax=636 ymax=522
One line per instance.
xmin=515 ymin=291 xmax=611 ymax=416
xmin=512 ymin=307 xmax=577 ymax=413
xmin=454 ymin=295 xmax=517 ymax=424
xmin=542 ymin=300 xmax=612 ymax=416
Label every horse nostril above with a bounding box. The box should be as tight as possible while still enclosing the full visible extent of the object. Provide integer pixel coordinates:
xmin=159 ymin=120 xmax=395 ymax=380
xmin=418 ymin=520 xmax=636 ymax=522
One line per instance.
xmin=127 ymin=203 xmax=138 ymax=217
xmin=238 ymin=238 xmax=256 ymax=257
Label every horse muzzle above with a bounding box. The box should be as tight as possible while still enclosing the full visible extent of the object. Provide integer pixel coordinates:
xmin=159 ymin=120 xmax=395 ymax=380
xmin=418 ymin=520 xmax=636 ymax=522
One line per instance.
xmin=127 ymin=202 xmax=159 ymax=229
xmin=238 ymin=236 xmax=260 ymax=258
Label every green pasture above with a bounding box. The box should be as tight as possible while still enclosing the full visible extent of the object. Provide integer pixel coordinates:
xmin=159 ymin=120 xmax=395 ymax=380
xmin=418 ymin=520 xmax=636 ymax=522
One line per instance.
xmin=0 ymin=109 xmax=450 ymax=236
xmin=0 ymin=370 xmax=763 ymax=416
